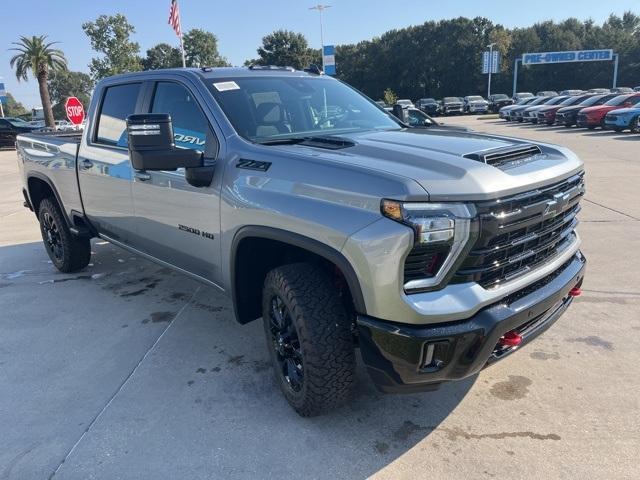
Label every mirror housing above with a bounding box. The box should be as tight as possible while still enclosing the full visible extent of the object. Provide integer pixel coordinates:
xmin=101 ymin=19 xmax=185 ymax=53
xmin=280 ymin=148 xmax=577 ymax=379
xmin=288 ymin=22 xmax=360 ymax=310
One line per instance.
xmin=126 ymin=113 xmax=203 ymax=171
xmin=392 ymin=104 xmax=408 ymax=123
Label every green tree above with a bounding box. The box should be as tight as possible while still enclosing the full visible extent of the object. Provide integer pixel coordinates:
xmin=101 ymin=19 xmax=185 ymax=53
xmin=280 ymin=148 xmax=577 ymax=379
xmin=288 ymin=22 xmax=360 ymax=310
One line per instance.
xmin=183 ymin=29 xmax=229 ymax=67
xmin=250 ymin=30 xmax=314 ymax=69
xmin=2 ymin=93 xmax=29 ymax=118
xmin=82 ymin=14 xmax=142 ymax=80
xmin=9 ymin=35 xmax=67 ymax=127
xmin=383 ymin=88 xmax=397 ymax=105
xmin=48 ymin=70 xmax=94 ymax=119
xmin=142 ymin=43 xmax=183 ymax=70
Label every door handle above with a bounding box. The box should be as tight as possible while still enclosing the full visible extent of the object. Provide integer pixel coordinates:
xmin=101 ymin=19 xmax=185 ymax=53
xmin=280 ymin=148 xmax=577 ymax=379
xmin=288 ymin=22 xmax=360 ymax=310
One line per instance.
xmin=134 ymin=171 xmax=151 ymax=181
xmin=80 ymin=159 xmax=93 ymax=169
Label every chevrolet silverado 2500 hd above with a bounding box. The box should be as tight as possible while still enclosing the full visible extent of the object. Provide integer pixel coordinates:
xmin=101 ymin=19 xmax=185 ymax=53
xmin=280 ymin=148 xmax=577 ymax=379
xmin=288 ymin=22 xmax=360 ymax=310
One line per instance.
xmin=16 ymin=66 xmax=586 ymax=416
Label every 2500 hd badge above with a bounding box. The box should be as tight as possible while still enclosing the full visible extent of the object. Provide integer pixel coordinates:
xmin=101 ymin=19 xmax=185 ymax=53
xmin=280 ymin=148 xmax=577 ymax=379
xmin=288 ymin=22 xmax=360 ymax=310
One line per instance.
xmin=178 ymin=224 xmax=215 ymax=240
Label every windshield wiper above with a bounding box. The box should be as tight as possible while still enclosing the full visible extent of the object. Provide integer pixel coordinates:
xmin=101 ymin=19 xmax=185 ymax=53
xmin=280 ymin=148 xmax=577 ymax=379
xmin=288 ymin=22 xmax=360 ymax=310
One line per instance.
xmin=256 ymin=135 xmax=356 ymax=149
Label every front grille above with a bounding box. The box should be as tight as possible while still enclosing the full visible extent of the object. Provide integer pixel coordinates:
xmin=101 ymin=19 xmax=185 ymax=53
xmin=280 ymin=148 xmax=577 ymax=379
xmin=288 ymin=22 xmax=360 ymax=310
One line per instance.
xmin=577 ymin=113 xmax=587 ymax=123
xmin=606 ymin=115 xmax=617 ymax=122
xmin=453 ymin=172 xmax=584 ymax=289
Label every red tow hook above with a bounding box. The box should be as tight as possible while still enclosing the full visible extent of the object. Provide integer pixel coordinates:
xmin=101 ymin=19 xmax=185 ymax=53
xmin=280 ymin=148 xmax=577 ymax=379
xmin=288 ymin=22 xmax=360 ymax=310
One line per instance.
xmin=498 ymin=331 xmax=523 ymax=347
xmin=569 ymin=287 xmax=582 ymax=297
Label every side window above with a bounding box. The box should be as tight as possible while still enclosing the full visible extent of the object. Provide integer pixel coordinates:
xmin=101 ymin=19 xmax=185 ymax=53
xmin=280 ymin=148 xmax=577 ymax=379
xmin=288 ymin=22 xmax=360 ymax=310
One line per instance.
xmin=151 ymin=82 xmax=209 ymax=151
xmin=95 ymin=83 xmax=142 ymax=147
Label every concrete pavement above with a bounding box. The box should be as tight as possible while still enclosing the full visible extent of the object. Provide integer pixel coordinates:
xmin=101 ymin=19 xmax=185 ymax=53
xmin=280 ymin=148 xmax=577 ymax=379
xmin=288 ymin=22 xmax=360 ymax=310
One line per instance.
xmin=0 ymin=120 xmax=638 ymax=479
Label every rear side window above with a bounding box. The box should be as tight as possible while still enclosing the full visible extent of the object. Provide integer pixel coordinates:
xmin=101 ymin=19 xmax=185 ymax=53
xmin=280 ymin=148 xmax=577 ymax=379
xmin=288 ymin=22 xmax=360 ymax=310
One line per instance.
xmin=151 ymin=82 xmax=209 ymax=151
xmin=95 ymin=83 xmax=141 ymax=147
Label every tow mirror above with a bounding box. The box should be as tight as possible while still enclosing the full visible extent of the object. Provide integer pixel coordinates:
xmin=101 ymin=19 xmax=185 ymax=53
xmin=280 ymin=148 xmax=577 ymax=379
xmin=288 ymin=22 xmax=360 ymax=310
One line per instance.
xmin=392 ymin=104 xmax=408 ymax=123
xmin=126 ymin=113 xmax=203 ymax=171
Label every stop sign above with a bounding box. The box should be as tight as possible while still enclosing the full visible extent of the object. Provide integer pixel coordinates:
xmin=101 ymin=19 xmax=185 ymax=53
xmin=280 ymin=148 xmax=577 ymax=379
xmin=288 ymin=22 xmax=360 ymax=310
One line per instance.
xmin=65 ymin=97 xmax=85 ymax=125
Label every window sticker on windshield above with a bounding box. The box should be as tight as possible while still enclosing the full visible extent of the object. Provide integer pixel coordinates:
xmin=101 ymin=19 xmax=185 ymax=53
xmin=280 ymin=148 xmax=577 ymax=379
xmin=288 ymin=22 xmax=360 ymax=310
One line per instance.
xmin=213 ymin=81 xmax=240 ymax=92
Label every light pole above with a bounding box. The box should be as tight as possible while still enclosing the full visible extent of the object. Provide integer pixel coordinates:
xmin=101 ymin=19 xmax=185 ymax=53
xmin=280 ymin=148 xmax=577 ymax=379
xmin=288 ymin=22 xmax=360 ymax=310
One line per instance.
xmin=309 ymin=4 xmax=331 ymax=70
xmin=486 ymin=43 xmax=496 ymax=99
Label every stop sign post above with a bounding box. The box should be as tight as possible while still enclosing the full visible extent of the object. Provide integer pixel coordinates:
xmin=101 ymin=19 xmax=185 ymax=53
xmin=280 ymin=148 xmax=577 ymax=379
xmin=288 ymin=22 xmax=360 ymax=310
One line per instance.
xmin=65 ymin=97 xmax=85 ymax=125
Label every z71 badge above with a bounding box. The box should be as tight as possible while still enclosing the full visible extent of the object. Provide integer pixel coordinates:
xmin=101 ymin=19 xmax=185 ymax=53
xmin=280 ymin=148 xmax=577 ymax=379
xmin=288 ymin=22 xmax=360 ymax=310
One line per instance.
xmin=178 ymin=224 xmax=215 ymax=240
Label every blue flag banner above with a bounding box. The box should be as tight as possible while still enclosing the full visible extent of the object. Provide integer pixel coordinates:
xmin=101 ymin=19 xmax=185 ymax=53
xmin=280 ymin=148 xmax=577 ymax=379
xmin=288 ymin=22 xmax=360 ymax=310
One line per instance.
xmin=323 ymin=45 xmax=336 ymax=76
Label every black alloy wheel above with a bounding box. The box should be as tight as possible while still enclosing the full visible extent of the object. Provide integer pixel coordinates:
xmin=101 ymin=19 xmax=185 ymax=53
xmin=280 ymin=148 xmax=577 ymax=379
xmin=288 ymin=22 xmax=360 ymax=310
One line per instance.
xmin=268 ymin=295 xmax=304 ymax=393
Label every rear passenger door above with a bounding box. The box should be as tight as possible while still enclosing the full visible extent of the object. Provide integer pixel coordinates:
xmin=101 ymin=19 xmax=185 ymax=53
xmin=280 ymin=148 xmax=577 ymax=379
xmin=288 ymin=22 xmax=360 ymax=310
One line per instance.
xmin=78 ymin=82 xmax=143 ymax=243
xmin=130 ymin=79 xmax=223 ymax=284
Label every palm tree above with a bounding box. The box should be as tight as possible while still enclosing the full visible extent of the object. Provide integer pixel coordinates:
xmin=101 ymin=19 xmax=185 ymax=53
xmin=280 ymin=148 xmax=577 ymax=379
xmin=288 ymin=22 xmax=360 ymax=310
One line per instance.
xmin=9 ymin=35 xmax=67 ymax=128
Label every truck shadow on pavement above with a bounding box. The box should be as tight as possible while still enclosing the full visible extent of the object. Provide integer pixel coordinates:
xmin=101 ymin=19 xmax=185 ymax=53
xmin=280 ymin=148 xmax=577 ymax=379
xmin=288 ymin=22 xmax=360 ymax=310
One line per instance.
xmin=0 ymin=240 xmax=475 ymax=479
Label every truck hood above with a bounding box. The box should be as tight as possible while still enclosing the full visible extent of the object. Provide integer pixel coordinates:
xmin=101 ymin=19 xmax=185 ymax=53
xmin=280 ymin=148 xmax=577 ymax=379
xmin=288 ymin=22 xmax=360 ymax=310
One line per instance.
xmin=271 ymin=129 xmax=583 ymax=201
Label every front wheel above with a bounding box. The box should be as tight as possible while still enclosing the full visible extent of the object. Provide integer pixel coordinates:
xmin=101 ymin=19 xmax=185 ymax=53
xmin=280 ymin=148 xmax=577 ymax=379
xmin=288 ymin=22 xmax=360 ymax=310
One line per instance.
xmin=38 ymin=197 xmax=91 ymax=273
xmin=262 ymin=263 xmax=356 ymax=417
xmin=630 ymin=117 xmax=640 ymax=134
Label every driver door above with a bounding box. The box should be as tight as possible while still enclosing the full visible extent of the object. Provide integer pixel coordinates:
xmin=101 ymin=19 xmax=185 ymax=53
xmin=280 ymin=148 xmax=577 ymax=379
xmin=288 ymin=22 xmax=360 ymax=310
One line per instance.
xmin=130 ymin=80 xmax=223 ymax=284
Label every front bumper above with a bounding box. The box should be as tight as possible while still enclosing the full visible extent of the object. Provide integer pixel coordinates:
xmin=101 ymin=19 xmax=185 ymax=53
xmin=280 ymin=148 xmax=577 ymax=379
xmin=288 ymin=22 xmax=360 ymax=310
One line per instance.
xmin=357 ymin=251 xmax=586 ymax=393
xmin=604 ymin=116 xmax=632 ymax=129
xmin=576 ymin=115 xmax=602 ymax=127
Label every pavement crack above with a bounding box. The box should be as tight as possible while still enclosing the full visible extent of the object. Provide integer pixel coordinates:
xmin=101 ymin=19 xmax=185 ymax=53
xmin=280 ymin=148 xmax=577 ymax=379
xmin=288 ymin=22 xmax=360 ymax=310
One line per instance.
xmin=47 ymin=286 xmax=201 ymax=479
xmin=582 ymin=198 xmax=640 ymax=221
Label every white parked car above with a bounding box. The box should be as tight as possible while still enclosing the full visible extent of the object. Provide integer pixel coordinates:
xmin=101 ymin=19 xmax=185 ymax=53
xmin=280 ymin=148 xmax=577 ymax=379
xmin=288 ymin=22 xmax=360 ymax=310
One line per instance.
xmin=395 ymin=99 xmax=415 ymax=108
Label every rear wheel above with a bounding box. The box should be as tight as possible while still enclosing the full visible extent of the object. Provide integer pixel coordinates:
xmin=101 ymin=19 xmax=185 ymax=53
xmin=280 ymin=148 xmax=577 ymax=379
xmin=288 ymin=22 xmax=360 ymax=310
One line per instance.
xmin=38 ymin=197 xmax=91 ymax=273
xmin=262 ymin=263 xmax=356 ymax=417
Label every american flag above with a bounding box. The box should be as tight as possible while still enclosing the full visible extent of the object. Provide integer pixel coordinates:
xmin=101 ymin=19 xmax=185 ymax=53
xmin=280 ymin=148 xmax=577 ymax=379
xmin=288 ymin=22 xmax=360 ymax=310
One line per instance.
xmin=168 ymin=0 xmax=182 ymax=37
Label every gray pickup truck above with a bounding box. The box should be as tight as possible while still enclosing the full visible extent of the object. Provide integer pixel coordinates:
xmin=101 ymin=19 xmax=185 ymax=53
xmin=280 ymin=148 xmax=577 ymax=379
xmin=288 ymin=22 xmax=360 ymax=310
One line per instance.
xmin=16 ymin=66 xmax=586 ymax=416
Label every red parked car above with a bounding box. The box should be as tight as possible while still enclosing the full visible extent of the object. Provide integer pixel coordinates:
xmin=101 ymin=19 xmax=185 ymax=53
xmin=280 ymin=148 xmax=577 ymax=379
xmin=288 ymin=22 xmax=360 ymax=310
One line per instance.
xmin=576 ymin=93 xmax=640 ymax=129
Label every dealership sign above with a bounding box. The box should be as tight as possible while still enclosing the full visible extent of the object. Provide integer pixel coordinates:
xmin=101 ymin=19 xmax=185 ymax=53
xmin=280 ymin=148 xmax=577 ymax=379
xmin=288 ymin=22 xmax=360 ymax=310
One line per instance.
xmin=522 ymin=49 xmax=613 ymax=65
xmin=0 ymin=82 xmax=6 ymax=104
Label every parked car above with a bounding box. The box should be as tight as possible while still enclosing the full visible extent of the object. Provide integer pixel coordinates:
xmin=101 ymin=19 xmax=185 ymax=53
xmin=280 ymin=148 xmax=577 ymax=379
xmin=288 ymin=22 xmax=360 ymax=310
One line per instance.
xmin=555 ymin=94 xmax=618 ymax=127
xmin=463 ymin=96 xmax=489 ymax=114
xmin=499 ymin=97 xmax=536 ymax=120
xmin=559 ymin=90 xmax=584 ymax=96
xmin=415 ymin=98 xmax=440 ymax=116
xmin=510 ymin=96 xmax=554 ymax=122
xmin=603 ymin=98 xmax=640 ymax=132
xmin=536 ymin=94 xmax=593 ymax=125
xmin=610 ymin=87 xmax=634 ymax=94
xmin=53 ymin=120 xmax=75 ymax=132
xmin=14 ymin=66 xmax=587 ymax=416
xmin=635 ymin=86 xmax=640 ymax=92
xmin=587 ymin=88 xmax=610 ymax=94
xmin=522 ymin=96 xmax=567 ymax=123
xmin=488 ymin=94 xmax=513 ymax=112
xmin=395 ymin=99 xmax=414 ymax=108
xmin=513 ymin=92 xmax=534 ymax=101
xmin=536 ymin=91 xmax=558 ymax=97
xmin=0 ymin=117 xmax=38 ymax=148
xmin=440 ymin=96 xmax=464 ymax=115
xmin=577 ymin=93 xmax=640 ymax=129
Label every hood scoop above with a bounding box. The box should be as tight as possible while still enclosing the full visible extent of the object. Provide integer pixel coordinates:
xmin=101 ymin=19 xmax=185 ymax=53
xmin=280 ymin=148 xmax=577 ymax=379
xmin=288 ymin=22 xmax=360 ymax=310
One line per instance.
xmin=464 ymin=144 xmax=542 ymax=169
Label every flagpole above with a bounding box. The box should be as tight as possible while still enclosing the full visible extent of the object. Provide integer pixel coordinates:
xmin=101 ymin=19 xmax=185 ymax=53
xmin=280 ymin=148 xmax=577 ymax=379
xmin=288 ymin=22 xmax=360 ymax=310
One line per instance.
xmin=180 ymin=32 xmax=186 ymax=68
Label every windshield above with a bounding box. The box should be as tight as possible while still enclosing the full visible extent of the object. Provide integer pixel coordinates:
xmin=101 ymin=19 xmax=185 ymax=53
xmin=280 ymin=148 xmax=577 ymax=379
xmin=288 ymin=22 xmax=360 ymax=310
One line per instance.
xmin=605 ymin=95 xmax=632 ymax=106
xmin=560 ymin=95 xmax=586 ymax=106
xmin=492 ymin=94 xmax=508 ymax=100
xmin=443 ymin=97 xmax=459 ymax=103
xmin=467 ymin=96 xmax=483 ymax=101
xmin=420 ymin=98 xmax=436 ymax=103
xmin=208 ymin=76 xmax=400 ymax=142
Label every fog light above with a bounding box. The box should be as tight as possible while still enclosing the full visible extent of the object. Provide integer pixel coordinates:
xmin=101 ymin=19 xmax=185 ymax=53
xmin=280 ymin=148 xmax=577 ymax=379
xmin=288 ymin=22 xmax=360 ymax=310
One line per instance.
xmin=421 ymin=340 xmax=450 ymax=370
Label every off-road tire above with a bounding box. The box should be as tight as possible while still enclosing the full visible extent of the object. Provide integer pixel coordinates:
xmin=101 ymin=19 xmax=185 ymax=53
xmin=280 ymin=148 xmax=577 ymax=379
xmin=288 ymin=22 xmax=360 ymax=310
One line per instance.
xmin=38 ymin=197 xmax=91 ymax=273
xmin=262 ymin=263 xmax=356 ymax=417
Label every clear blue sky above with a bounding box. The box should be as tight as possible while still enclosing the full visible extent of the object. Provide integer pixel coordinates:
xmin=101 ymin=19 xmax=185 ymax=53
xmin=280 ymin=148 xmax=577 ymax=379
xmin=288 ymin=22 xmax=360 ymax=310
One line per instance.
xmin=1 ymin=0 xmax=637 ymax=109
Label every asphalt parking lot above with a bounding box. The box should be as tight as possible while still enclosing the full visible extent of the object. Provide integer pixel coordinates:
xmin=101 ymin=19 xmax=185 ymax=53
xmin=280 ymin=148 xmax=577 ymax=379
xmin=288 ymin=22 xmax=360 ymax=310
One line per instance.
xmin=1 ymin=120 xmax=639 ymax=479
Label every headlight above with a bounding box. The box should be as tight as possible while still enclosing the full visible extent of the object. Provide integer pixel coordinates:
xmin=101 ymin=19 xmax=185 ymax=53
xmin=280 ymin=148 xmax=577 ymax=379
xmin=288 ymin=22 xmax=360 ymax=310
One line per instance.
xmin=381 ymin=200 xmax=475 ymax=292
